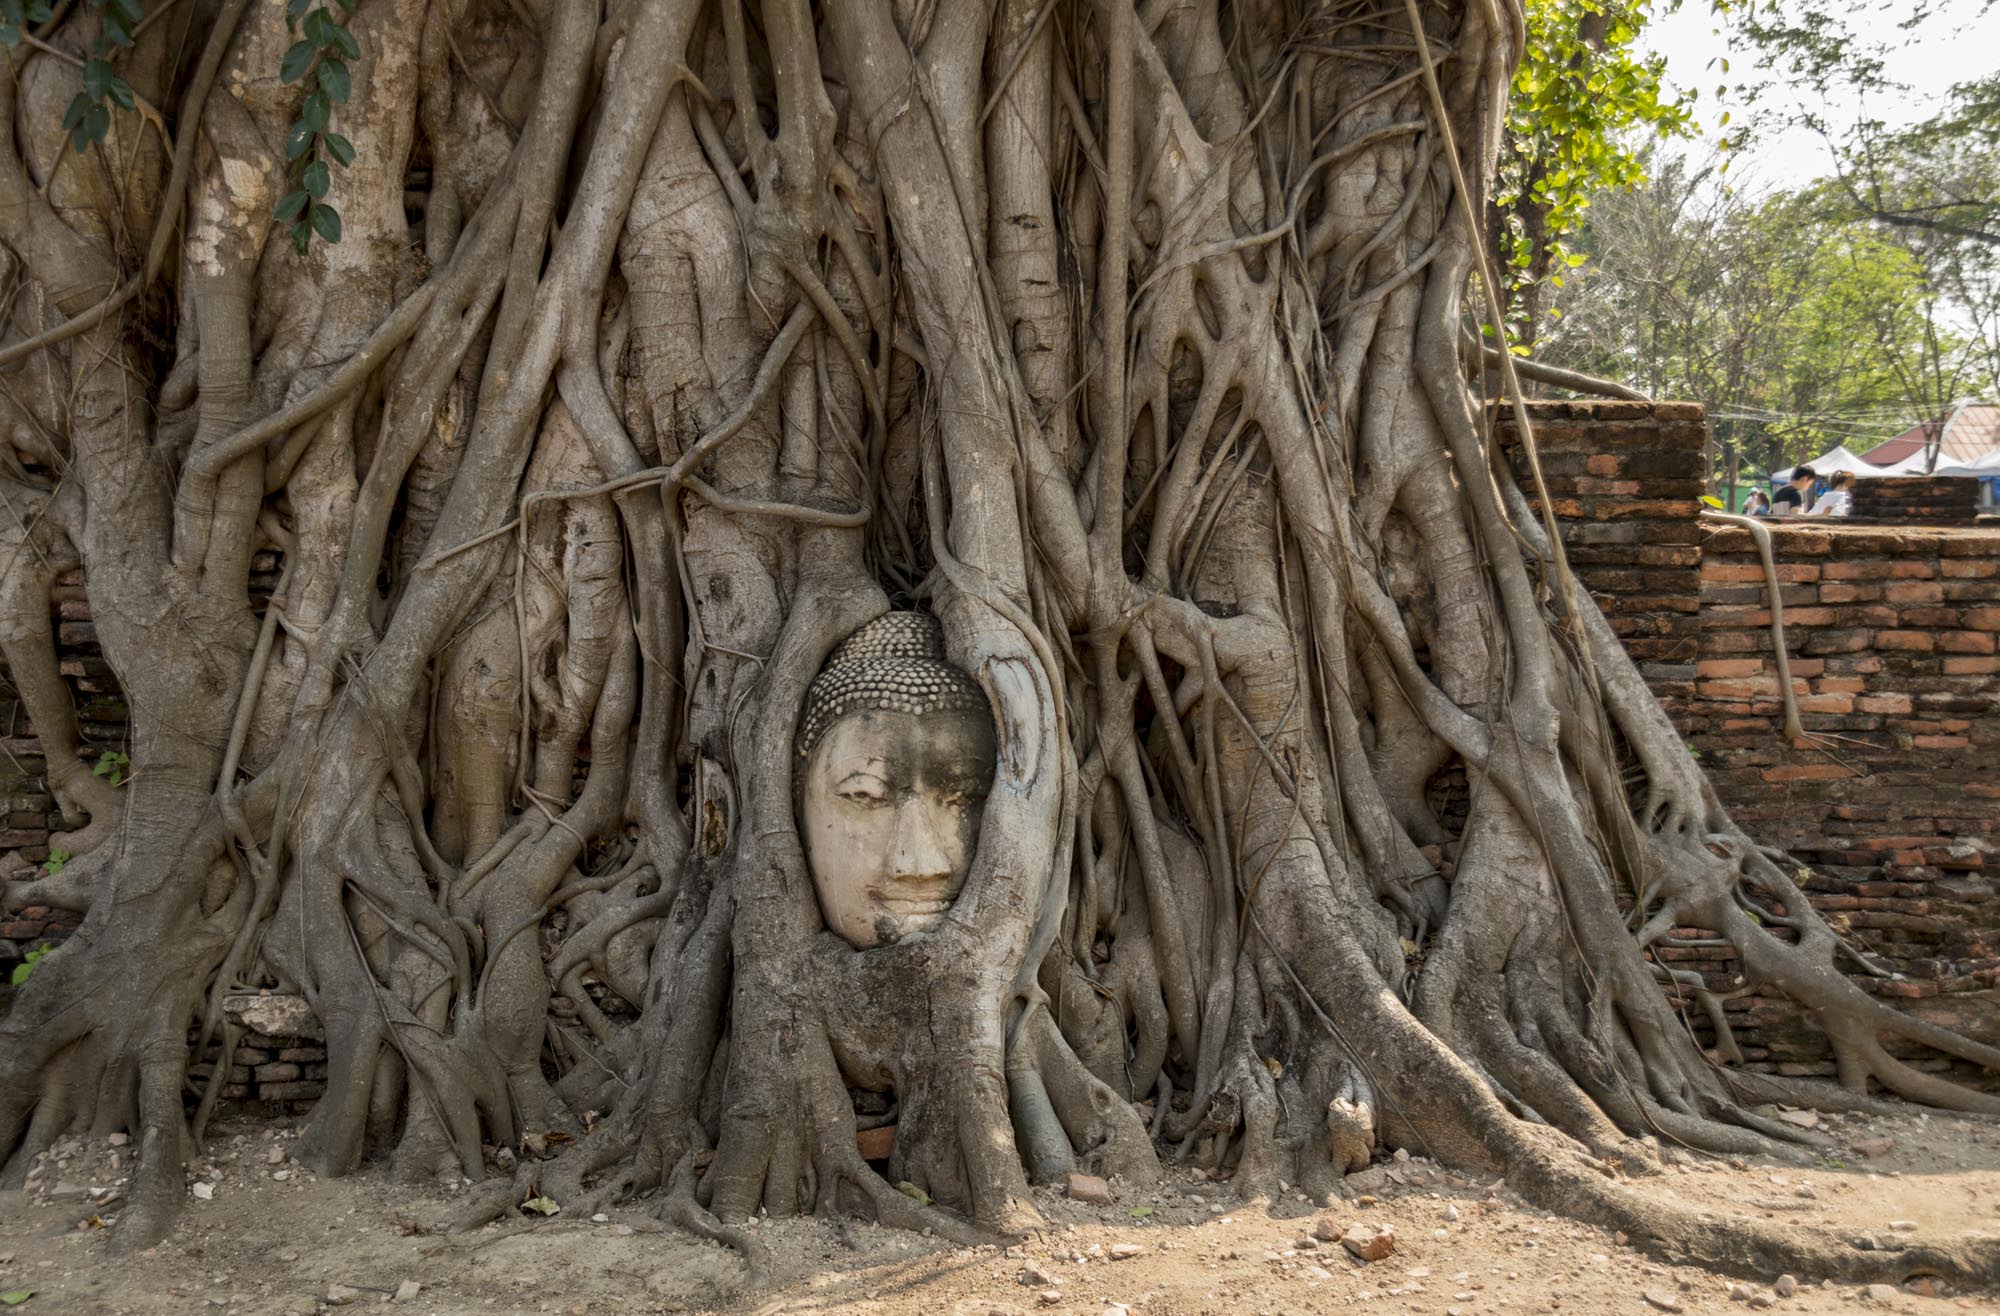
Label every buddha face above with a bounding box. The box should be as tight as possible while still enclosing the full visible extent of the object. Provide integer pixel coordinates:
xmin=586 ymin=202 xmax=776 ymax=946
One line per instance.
xmin=801 ymin=705 xmax=996 ymax=948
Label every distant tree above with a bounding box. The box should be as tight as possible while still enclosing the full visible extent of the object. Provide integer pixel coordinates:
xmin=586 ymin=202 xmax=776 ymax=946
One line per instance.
xmin=1720 ymin=0 xmax=2000 ymax=467
xmin=1540 ymin=156 xmax=1956 ymax=478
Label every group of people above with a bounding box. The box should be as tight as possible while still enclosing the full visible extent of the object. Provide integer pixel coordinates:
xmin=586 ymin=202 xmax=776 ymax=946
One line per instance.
xmin=1743 ymin=465 xmax=1852 ymax=517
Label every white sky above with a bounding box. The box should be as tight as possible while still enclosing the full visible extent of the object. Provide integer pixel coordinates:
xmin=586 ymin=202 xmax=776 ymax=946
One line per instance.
xmin=1639 ymin=0 xmax=2000 ymax=185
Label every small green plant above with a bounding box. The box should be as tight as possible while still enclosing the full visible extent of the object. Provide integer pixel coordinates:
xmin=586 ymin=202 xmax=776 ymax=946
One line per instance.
xmin=93 ymin=749 xmax=129 ymax=786
xmin=41 ymin=847 xmax=69 ymax=877
xmin=10 ymin=943 xmax=52 ymax=987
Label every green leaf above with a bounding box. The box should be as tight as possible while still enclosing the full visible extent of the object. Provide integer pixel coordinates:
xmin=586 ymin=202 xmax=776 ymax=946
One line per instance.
xmin=322 ymin=132 xmax=354 ymax=166
xmin=104 ymin=75 xmax=135 ymax=111
xmin=8 ymin=964 xmax=28 ymax=987
xmin=302 ymin=160 xmax=328 ymax=199
xmin=1128 ymin=1205 xmax=1154 ymax=1218
xmin=273 ymin=188 xmax=309 ymax=221
xmin=284 ymin=120 xmax=314 ymax=161
xmin=83 ymin=58 xmax=114 ymax=102
xmin=0 ymin=1288 xmax=35 ymax=1305
xmin=329 ymin=25 xmax=358 ymax=60
xmin=894 ymin=1180 xmax=931 ymax=1206
xmin=316 ymin=58 xmax=349 ymax=103
xmin=287 ymin=0 xmax=312 ymax=23
xmin=291 ymin=218 xmax=311 ymax=254
xmin=280 ymin=39 xmax=316 ymax=83
xmin=309 ymin=203 xmax=341 ymax=243
xmin=302 ymin=7 xmax=331 ymax=44
xmin=107 ymin=0 xmax=142 ymax=25
xmin=301 ymin=89 xmax=329 ymax=132
xmin=73 ymin=103 xmax=109 ymax=153
xmin=61 ymin=90 xmax=89 ymax=133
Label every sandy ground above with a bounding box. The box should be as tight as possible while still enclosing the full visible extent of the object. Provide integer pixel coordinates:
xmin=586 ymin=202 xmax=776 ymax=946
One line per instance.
xmin=3 ymin=1106 xmax=1999 ymax=1315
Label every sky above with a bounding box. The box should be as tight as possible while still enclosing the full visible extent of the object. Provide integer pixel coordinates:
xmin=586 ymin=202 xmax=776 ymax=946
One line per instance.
xmin=1638 ymin=0 xmax=2000 ymax=186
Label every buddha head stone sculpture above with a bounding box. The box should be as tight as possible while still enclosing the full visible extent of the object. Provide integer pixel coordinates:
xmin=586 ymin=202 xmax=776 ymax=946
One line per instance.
xmin=797 ymin=613 xmax=997 ymax=948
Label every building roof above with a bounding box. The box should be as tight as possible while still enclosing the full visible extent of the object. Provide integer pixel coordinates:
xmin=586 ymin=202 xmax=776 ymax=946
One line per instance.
xmin=1860 ymin=401 xmax=2000 ymax=470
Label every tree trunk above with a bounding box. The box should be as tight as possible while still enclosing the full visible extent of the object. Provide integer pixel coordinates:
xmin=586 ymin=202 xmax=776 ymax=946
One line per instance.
xmin=3 ymin=0 xmax=1999 ymax=1286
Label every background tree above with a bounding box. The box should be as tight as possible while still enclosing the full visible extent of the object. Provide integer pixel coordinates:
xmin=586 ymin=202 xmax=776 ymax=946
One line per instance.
xmin=2 ymin=0 xmax=1999 ymax=1288
xmin=1539 ymin=154 xmax=1966 ymax=479
xmin=1486 ymin=0 xmax=1690 ymax=355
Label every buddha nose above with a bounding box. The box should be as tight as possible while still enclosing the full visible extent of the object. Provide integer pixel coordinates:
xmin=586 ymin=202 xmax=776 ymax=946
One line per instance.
xmin=888 ymin=799 xmax=955 ymax=884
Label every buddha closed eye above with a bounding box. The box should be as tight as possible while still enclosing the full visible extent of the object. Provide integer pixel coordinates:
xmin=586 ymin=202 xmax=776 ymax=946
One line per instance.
xmin=796 ymin=614 xmax=997 ymax=949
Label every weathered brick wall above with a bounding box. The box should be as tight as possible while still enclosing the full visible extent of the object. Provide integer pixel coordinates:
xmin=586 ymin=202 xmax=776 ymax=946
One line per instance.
xmin=1501 ymin=401 xmax=2000 ymax=1084
xmin=1850 ymin=475 xmax=1981 ymax=526
xmin=0 ymin=564 xmax=114 ymax=958
xmin=1671 ymin=522 xmax=2000 ymax=1080
xmin=1495 ymin=400 xmax=1707 ymax=675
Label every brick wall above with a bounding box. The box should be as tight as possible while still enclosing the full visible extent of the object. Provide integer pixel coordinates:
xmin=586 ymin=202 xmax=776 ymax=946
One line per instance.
xmin=1670 ymin=522 xmax=2000 ymax=1080
xmin=1501 ymin=401 xmax=2000 ymax=1084
xmin=1496 ymin=400 xmax=1707 ymax=675
xmin=1850 ymin=475 xmax=1981 ymax=526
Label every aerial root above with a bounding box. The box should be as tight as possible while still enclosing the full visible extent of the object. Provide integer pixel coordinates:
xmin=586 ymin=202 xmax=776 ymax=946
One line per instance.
xmin=1504 ymin=1128 xmax=2000 ymax=1287
xmin=655 ymin=1157 xmax=770 ymax=1287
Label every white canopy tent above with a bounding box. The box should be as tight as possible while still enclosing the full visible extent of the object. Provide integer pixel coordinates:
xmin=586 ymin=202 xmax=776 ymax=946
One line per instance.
xmin=1766 ymin=444 xmax=1917 ymax=482
xmin=1933 ymin=447 xmax=2000 ymax=477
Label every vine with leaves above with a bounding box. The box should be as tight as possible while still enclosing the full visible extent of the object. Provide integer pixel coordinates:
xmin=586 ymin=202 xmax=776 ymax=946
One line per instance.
xmin=0 ymin=0 xmax=356 ymax=250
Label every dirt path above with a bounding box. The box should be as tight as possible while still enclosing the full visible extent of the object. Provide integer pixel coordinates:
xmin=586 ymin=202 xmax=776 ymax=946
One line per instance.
xmin=2 ymin=1107 xmax=1998 ymax=1315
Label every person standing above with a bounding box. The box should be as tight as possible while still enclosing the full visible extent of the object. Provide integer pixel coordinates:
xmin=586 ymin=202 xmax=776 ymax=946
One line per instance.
xmin=1809 ymin=470 xmax=1853 ymax=516
xmin=1744 ymin=489 xmax=1772 ymax=515
xmin=1772 ymin=465 xmax=1817 ymax=514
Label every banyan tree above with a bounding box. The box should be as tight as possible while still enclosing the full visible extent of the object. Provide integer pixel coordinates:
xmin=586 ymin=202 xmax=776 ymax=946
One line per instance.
xmin=2 ymin=0 xmax=1998 ymax=1284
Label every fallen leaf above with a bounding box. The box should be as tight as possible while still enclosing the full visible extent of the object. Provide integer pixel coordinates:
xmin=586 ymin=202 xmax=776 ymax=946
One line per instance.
xmin=0 ymin=1292 xmax=34 ymax=1307
xmin=1128 ymin=1206 xmax=1154 ymax=1218
xmin=521 ymin=1196 xmax=561 ymax=1216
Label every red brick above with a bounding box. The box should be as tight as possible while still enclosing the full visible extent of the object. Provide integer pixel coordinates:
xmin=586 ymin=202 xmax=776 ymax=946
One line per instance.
xmin=1875 ymin=631 xmax=1936 ymax=651
xmin=1584 ymin=453 xmax=1621 ymax=476
xmin=1702 ymin=561 xmax=1770 ymax=583
xmin=1696 ymin=658 xmax=1765 ymax=678
xmin=1966 ymin=607 xmax=2000 ymax=632
xmin=1943 ymin=559 xmax=1998 ymax=578
xmin=1819 ymin=582 xmax=1882 ymax=603
xmin=1884 ymin=581 xmax=1945 ymax=604
xmin=1701 ymin=677 xmax=1784 ymax=698
xmin=1941 ymin=631 xmax=1998 ymax=654
xmin=1761 ymin=764 xmax=1856 ymax=782
xmin=1856 ymin=694 xmax=1914 ymax=715
xmin=1943 ymin=656 xmax=2000 ymax=675
xmin=1914 ymin=735 xmax=1971 ymax=749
